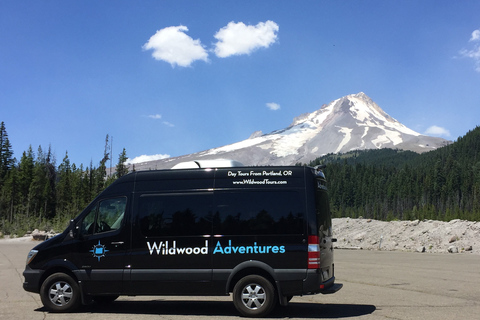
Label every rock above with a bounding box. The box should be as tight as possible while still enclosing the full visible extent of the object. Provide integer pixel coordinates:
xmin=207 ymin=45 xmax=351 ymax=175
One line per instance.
xmin=416 ymin=246 xmax=426 ymax=253
xmin=449 ymin=219 xmax=462 ymax=224
xmin=448 ymin=246 xmax=459 ymax=253
xmin=410 ymin=220 xmax=420 ymax=226
xmin=354 ymin=233 xmax=365 ymax=241
xmin=465 ymin=246 xmax=473 ymax=252
xmin=31 ymin=230 xmax=47 ymax=241
xmin=33 ymin=234 xmax=47 ymax=241
xmin=449 ymin=236 xmax=458 ymax=243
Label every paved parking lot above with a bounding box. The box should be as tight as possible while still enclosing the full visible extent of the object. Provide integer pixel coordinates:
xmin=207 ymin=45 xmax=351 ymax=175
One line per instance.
xmin=1 ymin=239 xmax=479 ymax=319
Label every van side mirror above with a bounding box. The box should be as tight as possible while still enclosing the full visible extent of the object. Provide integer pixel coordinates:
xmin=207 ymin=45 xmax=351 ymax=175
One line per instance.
xmin=68 ymin=219 xmax=79 ymax=239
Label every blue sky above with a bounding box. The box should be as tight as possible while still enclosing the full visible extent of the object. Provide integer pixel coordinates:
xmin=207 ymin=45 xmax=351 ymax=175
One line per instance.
xmin=1 ymin=1 xmax=480 ymax=167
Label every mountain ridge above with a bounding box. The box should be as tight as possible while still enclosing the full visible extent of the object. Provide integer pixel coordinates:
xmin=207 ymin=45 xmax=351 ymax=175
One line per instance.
xmin=130 ymin=93 xmax=450 ymax=171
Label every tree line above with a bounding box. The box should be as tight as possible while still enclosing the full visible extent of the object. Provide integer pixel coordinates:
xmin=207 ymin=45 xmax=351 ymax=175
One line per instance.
xmin=1 ymin=120 xmax=479 ymax=236
xmin=307 ymin=126 xmax=480 ymax=222
xmin=0 ymin=121 xmax=130 ymax=236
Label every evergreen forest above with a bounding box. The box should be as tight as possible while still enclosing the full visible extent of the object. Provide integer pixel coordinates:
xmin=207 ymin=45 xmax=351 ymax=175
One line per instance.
xmin=1 ymin=121 xmax=479 ymax=237
xmin=0 ymin=121 xmax=129 ymax=236
xmin=307 ymin=126 xmax=480 ymax=222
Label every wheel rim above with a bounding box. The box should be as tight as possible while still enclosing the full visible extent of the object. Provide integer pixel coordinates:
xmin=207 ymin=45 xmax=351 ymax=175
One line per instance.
xmin=48 ymin=281 xmax=73 ymax=306
xmin=241 ymin=283 xmax=266 ymax=310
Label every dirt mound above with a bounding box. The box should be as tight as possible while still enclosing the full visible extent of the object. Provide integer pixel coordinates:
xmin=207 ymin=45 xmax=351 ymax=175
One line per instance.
xmin=333 ymin=218 xmax=480 ymax=254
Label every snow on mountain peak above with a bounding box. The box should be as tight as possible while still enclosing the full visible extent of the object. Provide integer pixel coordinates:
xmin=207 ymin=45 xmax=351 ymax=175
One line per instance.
xmin=208 ymin=92 xmax=443 ymax=160
xmin=129 ymin=93 xmax=451 ymax=171
xmin=332 ymin=92 xmax=421 ymax=137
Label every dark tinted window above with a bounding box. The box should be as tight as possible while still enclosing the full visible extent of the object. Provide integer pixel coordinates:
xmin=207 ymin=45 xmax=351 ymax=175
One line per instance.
xmin=316 ymin=188 xmax=332 ymax=234
xmin=213 ymin=191 xmax=304 ymax=235
xmin=81 ymin=197 xmax=126 ymax=235
xmin=138 ymin=193 xmax=212 ymax=237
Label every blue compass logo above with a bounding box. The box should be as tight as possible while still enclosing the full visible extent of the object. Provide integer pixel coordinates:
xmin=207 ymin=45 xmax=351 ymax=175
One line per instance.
xmin=90 ymin=241 xmax=109 ymax=261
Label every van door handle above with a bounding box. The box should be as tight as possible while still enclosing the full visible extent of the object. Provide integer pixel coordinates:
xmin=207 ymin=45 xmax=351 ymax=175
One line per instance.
xmin=111 ymin=241 xmax=124 ymax=245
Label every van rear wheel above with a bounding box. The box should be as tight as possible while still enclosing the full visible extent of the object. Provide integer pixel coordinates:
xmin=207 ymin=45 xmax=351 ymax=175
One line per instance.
xmin=40 ymin=273 xmax=81 ymax=313
xmin=233 ymin=275 xmax=276 ymax=317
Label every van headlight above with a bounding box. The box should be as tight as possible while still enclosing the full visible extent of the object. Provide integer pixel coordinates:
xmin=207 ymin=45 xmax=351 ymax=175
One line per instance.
xmin=26 ymin=250 xmax=38 ymax=265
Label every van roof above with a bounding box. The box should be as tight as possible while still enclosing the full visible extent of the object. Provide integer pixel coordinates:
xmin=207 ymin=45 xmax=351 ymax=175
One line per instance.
xmin=171 ymin=159 xmax=244 ymax=169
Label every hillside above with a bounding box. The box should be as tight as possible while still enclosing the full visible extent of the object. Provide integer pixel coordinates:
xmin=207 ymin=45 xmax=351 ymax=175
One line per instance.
xmin=310 ymin=126 xmax=480 ymax=222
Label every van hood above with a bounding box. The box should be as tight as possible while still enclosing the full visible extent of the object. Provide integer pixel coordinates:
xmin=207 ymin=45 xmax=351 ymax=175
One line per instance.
xmin=31 ymin=232 xmax=67 ymax=251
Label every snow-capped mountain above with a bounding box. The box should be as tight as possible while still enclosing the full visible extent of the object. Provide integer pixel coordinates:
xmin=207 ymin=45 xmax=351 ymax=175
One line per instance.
xmin=133 ymin=93 xmax=450 ymax=170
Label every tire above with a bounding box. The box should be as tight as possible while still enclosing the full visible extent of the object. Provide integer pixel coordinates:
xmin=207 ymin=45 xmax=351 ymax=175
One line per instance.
xmin=232 ymin=275 xmax=277 ymax=317
xmin=92 ymin=295 xmax=119 ymax=304
xmin=40 ymin=273 xmax=81 ymax=313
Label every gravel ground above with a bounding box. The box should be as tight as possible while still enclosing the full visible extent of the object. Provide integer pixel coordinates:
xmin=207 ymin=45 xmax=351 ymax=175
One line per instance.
xmin=333 ymin=218 xmax=480 ymax=254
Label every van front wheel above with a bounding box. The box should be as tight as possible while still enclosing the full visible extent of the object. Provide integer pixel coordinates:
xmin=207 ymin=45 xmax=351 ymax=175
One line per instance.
xmin=40 ymin=273 xmax=81 ymax=312
xmin=233 ymin=275 xmax=276 ymax=317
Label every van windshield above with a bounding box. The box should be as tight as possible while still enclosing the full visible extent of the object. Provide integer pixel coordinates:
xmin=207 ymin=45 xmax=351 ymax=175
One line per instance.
xmin=315 ymin=186 xmax=332 ymax=236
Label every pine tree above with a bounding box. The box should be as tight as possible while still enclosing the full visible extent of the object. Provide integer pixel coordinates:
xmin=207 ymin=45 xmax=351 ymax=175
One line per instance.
xmin=0 ymin=122 xmax=14 ymax=184
xmin=43 ymin=145 xmax=56 ymax=219
xmin=17 ymin=146 xmax=35 ymax=222
xmin=28 ymin=146 xmax=48 ymax=222
xmin=56 ymin=152 xmax=73 ymax=215
xmin=3 ymin=163 xmax=18 ymax=225
xmin=94 ymin=135 xmax=110 ymax=195
xmin=116 ymin=148 xmax=129 ymax=178
xmin=18 ymin=146 xmax=35 ymax=202
xmin=0 ymin=122 xmax=15 ymax=230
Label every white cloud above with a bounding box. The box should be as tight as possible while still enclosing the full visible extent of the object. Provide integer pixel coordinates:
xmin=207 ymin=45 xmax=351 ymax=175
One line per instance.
xmin=459 ymin=28 xmax=480 ymax=72
xmin=146 ymin=114 xmax=174 ymax=126
xmin=127 ymin=153 xmax=170 ymax=164
xmin=470 ymin=29 xmax=480 ymax=42
xmin=213 ymin=20 xmax=279 ymax=58
xmin=424 ymin=125 xmax=451 ymax=138
xmin=266 ymin=102 xmax=281 ymax=111
xmin=143 ymin=25 xmax=209 ymax=67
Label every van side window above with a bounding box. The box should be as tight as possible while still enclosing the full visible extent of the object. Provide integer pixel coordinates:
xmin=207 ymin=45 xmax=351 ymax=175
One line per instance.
xmin=315 ymin=188 xmax=332 ymax=233
xmin=214 ymin=191 xmax=304 ymax=235
xmin=81 ymin=197 xmax=126 ymax=235
xmin=81 ymin=207 xmax=97 ymax=236
xmin=138 ymin=193 xmax=212 ymax=237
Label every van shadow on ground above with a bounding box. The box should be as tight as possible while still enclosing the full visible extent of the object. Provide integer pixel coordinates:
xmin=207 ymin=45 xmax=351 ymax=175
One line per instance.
xmin=36 ymin=300 xmax=376 ymax=318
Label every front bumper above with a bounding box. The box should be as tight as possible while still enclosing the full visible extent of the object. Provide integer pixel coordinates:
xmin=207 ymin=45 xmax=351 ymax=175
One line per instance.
xmin=22 ymin=266 xmax=44 ymax=293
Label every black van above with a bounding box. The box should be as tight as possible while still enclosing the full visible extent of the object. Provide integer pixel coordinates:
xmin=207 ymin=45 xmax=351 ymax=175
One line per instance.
xmin=23 ymin=160 xmax=342 ymax=317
